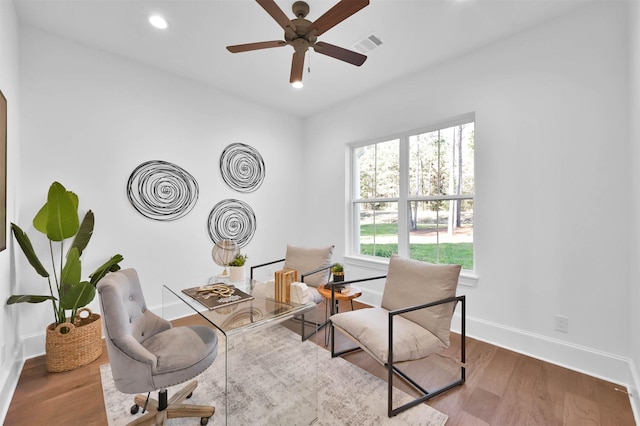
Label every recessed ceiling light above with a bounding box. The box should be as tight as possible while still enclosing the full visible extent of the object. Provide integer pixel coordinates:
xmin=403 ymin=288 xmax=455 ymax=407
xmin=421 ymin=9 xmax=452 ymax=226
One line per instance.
xmin=149 ymin=15 xmax=168 ymax=30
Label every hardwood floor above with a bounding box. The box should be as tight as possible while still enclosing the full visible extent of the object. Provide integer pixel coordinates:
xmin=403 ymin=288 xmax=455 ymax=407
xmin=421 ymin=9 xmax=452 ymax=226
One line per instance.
xmin=4 ymin=300 xmax=636 ymax=425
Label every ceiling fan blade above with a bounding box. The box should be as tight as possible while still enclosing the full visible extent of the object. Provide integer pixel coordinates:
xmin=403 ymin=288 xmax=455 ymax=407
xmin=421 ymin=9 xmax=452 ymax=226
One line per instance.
xmin=313 ymin=42 xmax=367 ymax=66
xmin=227 ymin=40 xmax=287 ymax=53
xmin=290 ymin=52 xmax=305 ymax=84
xmin=307 ymin=0 xmax=369 ymax=37
xmin=256 ymin=0 xmax=296 ymax=34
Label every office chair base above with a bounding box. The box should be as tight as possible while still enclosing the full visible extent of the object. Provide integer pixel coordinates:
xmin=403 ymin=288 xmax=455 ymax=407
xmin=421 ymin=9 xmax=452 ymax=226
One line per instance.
xmin=127 ymin=380 xmax=215 ymax=426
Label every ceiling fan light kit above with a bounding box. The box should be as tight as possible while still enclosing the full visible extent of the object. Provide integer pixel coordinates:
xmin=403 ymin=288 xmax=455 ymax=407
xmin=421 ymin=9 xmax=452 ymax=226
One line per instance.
xmin=226 ymin=0 xmax=369 ymax=86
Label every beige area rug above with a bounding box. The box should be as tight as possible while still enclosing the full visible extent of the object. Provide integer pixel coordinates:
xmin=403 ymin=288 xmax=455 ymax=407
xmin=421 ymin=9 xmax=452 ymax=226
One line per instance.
xmin=100 ymin=325 xmax=448 ymax=426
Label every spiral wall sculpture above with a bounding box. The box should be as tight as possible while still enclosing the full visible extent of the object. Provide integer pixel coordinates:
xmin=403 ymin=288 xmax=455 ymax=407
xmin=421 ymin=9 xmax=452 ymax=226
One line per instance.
xmin=208 ymin=199 xmax=256 ymax=248
xmin=127 ymin=160 xmax=199 ymax=221
xmin=219 ymin=143 xmax=265 ymax=193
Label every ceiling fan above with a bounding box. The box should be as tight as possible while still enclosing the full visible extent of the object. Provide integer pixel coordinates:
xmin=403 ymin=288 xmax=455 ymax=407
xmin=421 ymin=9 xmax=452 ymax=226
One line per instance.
xmin=226 ymin=0 xmax=369 ymax=87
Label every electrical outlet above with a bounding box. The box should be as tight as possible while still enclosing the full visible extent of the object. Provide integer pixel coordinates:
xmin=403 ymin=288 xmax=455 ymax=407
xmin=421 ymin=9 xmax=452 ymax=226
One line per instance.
xmin=555 ymin=315 xmax=569 ymax=333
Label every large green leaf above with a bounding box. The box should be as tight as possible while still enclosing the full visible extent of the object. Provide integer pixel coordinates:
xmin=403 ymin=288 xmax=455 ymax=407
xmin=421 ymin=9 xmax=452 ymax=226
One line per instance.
xmin=89 ymin=254 xmax=124 ymax=286
xmin=7 ymin=295 xmax=56 ymax=304
xmin=10 ymin=223 xmax=49 ymax=278
xmin=70 ymin=210 xmax=94 ymax=256
xmin=32 ymin=203 xmax=47 ymax=235
xmin=33 ymin=182 xmax=80 ymax=241
xmin=59 ymin=281 xmax=95 ymax=310
xmin=61 ymin=247 xmax=81 ymax=288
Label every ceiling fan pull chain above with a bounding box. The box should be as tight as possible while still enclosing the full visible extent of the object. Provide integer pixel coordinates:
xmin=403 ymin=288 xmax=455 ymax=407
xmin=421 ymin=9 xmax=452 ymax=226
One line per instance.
xmin=307 ymin=50 xmax=311 ymax=74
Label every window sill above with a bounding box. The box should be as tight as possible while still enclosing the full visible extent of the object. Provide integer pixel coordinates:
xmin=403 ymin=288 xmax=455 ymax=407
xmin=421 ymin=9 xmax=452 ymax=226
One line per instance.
xmin=343 ymin=255 xmax=478 ymax=288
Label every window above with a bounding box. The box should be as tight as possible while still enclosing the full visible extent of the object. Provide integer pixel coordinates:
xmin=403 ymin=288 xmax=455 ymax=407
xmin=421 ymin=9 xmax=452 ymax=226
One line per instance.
xmin=351 ymin=115 xmax=475 ymax=271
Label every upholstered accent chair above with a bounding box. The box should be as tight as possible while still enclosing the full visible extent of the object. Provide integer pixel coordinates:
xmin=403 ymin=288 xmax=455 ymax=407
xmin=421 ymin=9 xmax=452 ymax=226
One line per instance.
xmin=330 ymin=255 xmax=466 ymax=417
xmin=97 ymin=268 xmax=219 ymax=426
xmin=250 ymin=244 xmax=334 ymax=340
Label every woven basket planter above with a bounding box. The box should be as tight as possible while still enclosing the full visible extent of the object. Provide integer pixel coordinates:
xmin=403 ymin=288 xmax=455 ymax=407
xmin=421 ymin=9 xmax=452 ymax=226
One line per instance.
xmin=45 ymin=307 xmax=102 ymax=373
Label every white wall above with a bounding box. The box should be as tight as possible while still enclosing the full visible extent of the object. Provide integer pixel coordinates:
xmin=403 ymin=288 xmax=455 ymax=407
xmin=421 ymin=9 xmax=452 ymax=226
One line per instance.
xmin=0 ymin=0 xmax=22 ymax=421
xmin=304 ymin=1 xmax=633 ymax=385
xmin=16 ymin=26 xmax=306 ymax=355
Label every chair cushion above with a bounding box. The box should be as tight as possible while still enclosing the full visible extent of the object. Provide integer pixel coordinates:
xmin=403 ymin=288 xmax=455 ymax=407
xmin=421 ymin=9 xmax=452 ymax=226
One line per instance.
xmin=284 ymin=244 xmax=333 ymax=288
xmin=306 ymin=286 xmax=323 ymax=304
xmin=142 ymin=324 xmax=218 ymax=389
xmin=381 ymin=255 xmax=461 ymax=346
xmin=331 ymin=307 xmax=446 ymax=363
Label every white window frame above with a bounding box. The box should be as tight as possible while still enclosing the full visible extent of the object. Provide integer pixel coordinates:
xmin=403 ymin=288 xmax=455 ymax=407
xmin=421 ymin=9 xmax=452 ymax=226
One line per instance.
xmin=346 ymin=113 xmax=478 ymax=287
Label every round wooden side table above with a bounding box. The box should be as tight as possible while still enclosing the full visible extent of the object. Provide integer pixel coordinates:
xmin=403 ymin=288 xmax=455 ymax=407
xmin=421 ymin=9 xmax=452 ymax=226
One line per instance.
xmin=317 ymin=285 xmax=362 ymax=345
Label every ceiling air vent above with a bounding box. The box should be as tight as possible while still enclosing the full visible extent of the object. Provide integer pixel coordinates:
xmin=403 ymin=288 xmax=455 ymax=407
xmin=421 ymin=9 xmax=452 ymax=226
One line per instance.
xmin=352 ymin=33 xmax=383 ymax=55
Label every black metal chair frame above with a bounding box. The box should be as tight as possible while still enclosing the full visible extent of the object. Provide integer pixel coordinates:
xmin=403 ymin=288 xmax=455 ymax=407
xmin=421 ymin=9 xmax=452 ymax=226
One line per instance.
xmin=250 ymin=259 xmax=338 ymax=341
xmin=330 ymin=277 xmax=466 ymax=417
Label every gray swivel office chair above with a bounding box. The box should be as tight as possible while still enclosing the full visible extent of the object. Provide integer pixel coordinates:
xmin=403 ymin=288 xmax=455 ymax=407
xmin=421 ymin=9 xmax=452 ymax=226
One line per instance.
xmin=97 ymin=268 xmax=218 ymax=426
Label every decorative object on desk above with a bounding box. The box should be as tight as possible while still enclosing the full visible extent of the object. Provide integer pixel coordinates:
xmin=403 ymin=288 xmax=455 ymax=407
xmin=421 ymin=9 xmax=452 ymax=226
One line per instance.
xmin=331 ymin=263 xmax=344 ymax=282
xmin=290 ymin=281 xmax=310 ymax=304
xmin=274 ymin=268 xmax=298 ymax=303
xmin=228 ymin=252 xmax=248 ymax=281
xmin=212 ymin=239 xmax=239 ymax=278
xmin=127 ymin=160 xmax=199 ymax=221
xmin=219 ymin=142 xmax=265 ymax=193
xmin=183 ymin=283 xmax=254 ymax=310
xmin=207 ymin=199 xmax=256 ymax=248
xmin=7 ymin=181 xmax=124 ymax=372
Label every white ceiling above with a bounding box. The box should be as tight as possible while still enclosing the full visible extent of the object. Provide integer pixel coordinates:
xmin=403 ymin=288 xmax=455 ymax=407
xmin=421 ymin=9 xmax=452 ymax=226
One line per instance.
xmin=14 ymin=0 xmax=594 ymax=117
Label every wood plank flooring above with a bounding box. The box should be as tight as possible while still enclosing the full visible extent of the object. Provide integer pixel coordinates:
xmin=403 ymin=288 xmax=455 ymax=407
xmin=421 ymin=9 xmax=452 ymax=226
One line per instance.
xmin=4 ymin=300 xmax=636 ymax=425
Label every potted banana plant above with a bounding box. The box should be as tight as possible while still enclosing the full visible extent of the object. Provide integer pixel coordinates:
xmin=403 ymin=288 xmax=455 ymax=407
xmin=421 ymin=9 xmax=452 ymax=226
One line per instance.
xmin=8 ymin=181 xmax=123 ymax=372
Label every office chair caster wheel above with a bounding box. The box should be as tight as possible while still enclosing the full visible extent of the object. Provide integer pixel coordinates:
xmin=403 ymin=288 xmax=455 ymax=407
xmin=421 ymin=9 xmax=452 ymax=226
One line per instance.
xmin=200 ymin=417 xmax=209 ymax=425
xmin=130 ymin=404 xmax=140 ymax=415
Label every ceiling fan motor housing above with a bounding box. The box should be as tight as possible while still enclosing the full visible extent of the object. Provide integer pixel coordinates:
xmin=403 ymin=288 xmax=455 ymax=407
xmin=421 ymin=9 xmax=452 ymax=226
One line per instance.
xmin=287 ymin=18 xmax=316 ymax=42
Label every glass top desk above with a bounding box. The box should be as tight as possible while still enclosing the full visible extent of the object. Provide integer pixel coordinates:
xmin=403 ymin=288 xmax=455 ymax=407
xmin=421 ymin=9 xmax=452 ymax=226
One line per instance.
xmin=162 ymin=278 xmax=319 ymax=425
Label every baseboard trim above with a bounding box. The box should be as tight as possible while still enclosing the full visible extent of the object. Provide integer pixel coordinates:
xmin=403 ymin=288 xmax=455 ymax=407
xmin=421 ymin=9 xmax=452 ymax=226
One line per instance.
xmin=627 ymin=360 xmax=640 ymax=423
xmin=457 ymin=314 xmax=634 ymax=387
xmin=0 ymin=345 xmax=25 ymax=424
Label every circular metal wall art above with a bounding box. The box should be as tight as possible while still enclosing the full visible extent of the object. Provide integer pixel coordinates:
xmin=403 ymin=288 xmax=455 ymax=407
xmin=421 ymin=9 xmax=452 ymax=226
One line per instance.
xmin=127 ymin=160 xmax=199 ymax=221
xmin=219 ymin=143 xmax=265 ymax=193
xmin=207 ymin=199 xmax=256 ymax=248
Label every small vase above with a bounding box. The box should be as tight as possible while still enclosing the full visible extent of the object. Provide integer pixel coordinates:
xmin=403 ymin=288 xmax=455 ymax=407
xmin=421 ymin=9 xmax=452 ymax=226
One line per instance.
xmin=332 ymin=272 xmax=344 ymax=282
xmin=229 ymin=266 xmax=245 ymax=282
